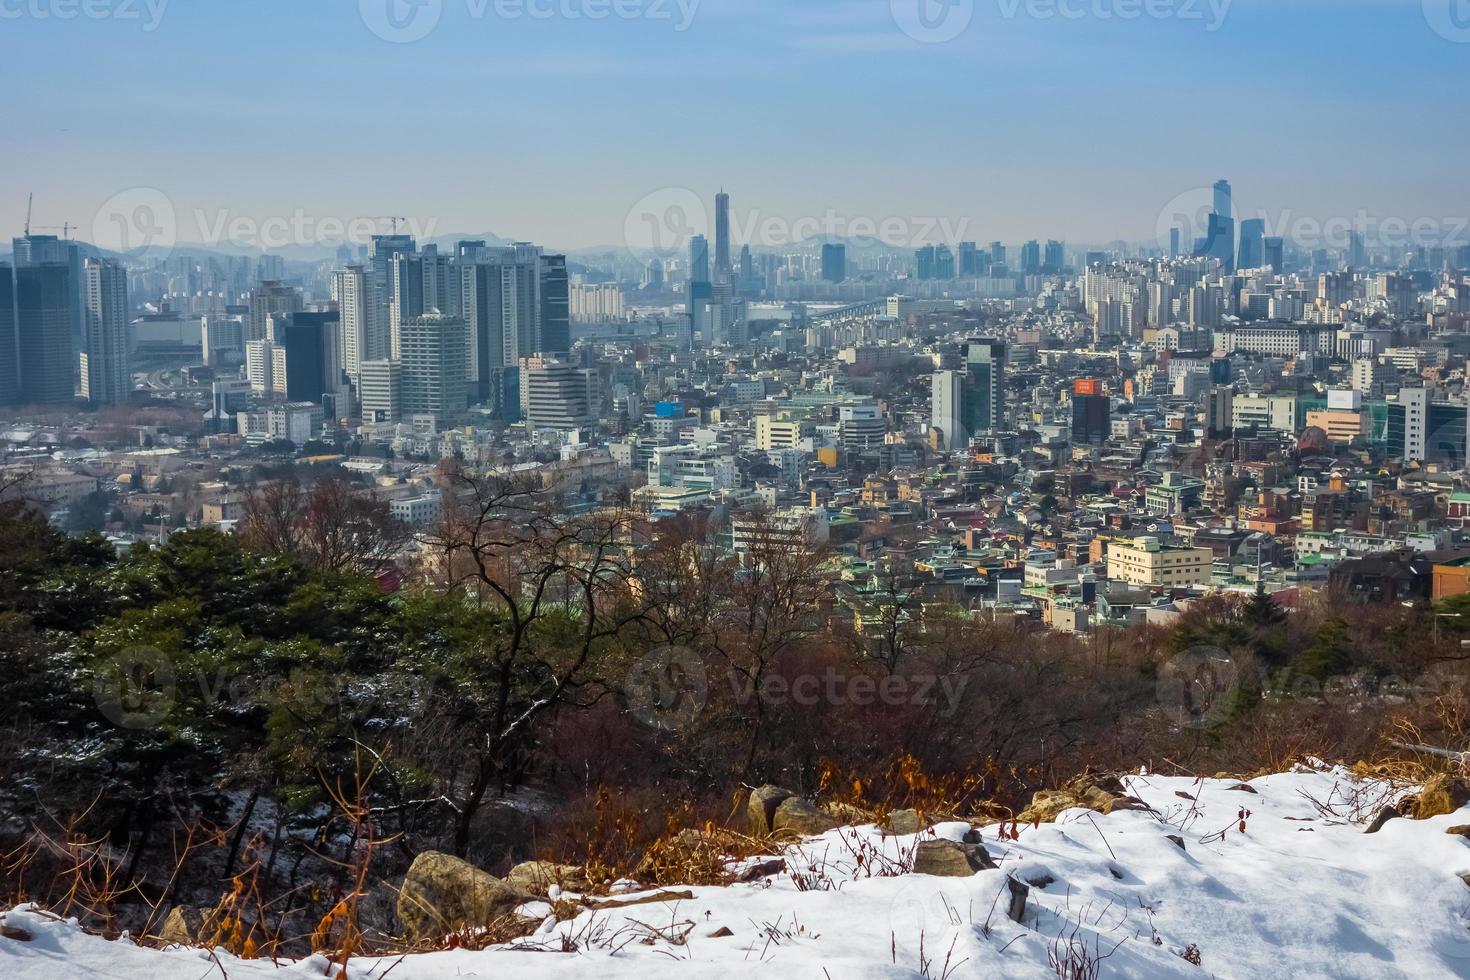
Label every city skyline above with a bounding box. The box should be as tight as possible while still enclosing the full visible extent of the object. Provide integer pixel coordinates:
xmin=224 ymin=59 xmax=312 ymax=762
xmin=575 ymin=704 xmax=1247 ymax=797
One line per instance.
xmin=3 ymin=0 xmax=1468 ymax=251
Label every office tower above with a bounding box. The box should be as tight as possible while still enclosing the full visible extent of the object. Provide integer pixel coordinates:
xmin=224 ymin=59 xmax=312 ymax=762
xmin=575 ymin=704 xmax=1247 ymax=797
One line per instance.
xmin=1348 ymin=230 xmax=1367 ymax=269
xmin=247 ymin=281 xmax=302 ymax=342
xmin=933 ymin=244 xmax=955 ymax=280
xmin=15 ymin=262 xmax=74 ymax=404
xmin=388 ymin=251 xmax=425 ymax=359
xmin=278 ymin=311 xmax=339 ymax=403
xmin=713 ymin=190 xmax=731 ymax=284
xmin=642 ymin=258 xmax=665 ymax=290
xmin=460 ymin=243 xmax=547 ymax=404
xmin=1043 ymin=240 xmax=1065 ymax=275
xmin=399 ymin=311 xmax=468 ymax=426
xmin=420 ymin=245 xmax=455 ymax=314
xmin=13 ymin=234 xmax=83 ymax=350
xmin=958 ymin=241 xmax=981 ymax=277
xmin=930 ymin=371 xmax=964 ymax=450
xmin=821 ymin=243 xmax=846 ymax=283
xmin=687 ymin=235 xmax=711 ymax=341
xmin=1202 ymin=213 xmax=1235 ymax=273
xmin=914 ymin=245 xmax=935 ymax=280
xmin=201 ymin=316 xmax=245 ymax=367
xmin=81 ymin=259 xmax=129 ymax=405
xmin=739 ymin=245 xmax=754 ymax=294
xmin=1238 ymin=218 xmax=1266 ymax=270
xmin=369 ymin=234 xmax=415 ymax=360
xmin=1213 ymin=179 xmax=1232 ymax=221
xmin=963 ymin=339 xmax=1006 ymax=432
xmin=0 ymin=265 xmax=16 ymax=404
xmin=539 ymin=253 xmax=570 ymax=356
xmin=1069 ymin=379 xmax=1110 ymax=446
xmin=333 ymin=265 xmax=370 ymax=383
xmin=1020 ymin=240 xmax=1041 ymax=276
xmin=519 ymin=356 xmax=595 ymax=430
xmin=989 ymin=241 xmax=1005 ymax=267
xmin=1264 ymin=237 xmax=1284 ymax=273
xmin=358 ymin=360 xmax=400 ymax=423
xmin=1170 ymin=227 xmax=1182 ymax=258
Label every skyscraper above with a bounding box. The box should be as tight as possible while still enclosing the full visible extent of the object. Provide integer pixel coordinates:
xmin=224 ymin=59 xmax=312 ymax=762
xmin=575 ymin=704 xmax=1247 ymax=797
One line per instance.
xmin=81 ymin=259 xmax=129 ymax=405
xmin=15 ymin=262 xmax=74 ymax=404
xmin=333 ymin=265 xmax=370 ymax=384
xmin=460 ymin=243 xmax=544 ymax=404
xmin=388 ymin=251 xmax=425 ymax=360
xmin=539 ymin=253 xmax=570 ymax=356
xmin=1043 ymin=240 xmax=1065 ymax=275
xmin=1020 ymin=240 xmax=1041 ymax=276
xmin=713 ymin=190 xmax=731 ymax=285
xmin=247 ymin=281 xmax=302 ymax=343
xmin=821 ymin=243 xmax=846 ymax=283
xmin=687 ymin=235 xmax=711 ymax=342
xmin=1264 ymin=237 xmax=1285 ymax=273
xmin=398 ymin=311 xmax=468 ymax=426
xmin=930 ymin=339 xmax=1006 ymax=449
xmin=0 ymin=265 xmax=16 ymax=404
xmin=1238 ymin=218 xmax=1266 ymax=271
xmin=279 ymin=311 xmax=339 ymax=404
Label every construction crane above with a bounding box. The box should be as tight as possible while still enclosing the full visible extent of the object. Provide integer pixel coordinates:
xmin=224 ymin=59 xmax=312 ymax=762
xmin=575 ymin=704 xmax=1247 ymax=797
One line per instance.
xmin=374 ymin=216 xmax=409 ymax=235
xmin=31 ymin=223 xmax=76 ymax=240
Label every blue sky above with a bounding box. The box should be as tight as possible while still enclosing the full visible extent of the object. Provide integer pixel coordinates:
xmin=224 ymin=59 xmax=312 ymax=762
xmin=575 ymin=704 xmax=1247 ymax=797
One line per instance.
xmin=3 ymin=0 xmax=1466 ymax=251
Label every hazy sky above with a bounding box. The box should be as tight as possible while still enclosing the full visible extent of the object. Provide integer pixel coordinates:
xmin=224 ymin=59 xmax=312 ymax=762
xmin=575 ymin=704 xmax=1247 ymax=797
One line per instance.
xmin=3 ymin=0 xmax=1467 ymax=253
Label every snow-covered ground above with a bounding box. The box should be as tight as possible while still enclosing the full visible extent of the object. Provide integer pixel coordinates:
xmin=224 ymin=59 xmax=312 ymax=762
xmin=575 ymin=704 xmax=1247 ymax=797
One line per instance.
xmin=6 ymin=766 xmax=1470 ymax=979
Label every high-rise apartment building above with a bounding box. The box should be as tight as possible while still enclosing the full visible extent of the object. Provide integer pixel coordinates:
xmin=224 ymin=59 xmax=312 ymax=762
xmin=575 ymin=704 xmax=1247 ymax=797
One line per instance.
xmin=81 ymin=259 xmax=129 ymax=405
xmin=398 ymin=311 xmax=467 ymax=426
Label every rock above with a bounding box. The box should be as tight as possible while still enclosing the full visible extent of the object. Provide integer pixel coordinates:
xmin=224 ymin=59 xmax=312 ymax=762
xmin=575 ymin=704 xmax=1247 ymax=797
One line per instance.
xmin=772 ymin=797 xmax=841 ymax=837
xmin=1364 ymin=804 xmax=1400 ymax=834
xmin=708 ymin=926 xmax=735 ymax=938
xmin=1446 ymin=825 xmax=1470 ymax=838
xmin=883 ymin=809 xmax=926 ymax=835
xmin=1165 ymin=835 xmax=1186 ymax=851
xmin=1225 ymin=783 xmax=1258 ymax=794
xmin=1408 ymin=774 xmax=1470 ymax=820
xmin=747 ymin=785 xmax=797 ymax=835
xmin=823 ymin=801 xmax=873 ymax=826
xmin=912 ymin=839 xmax=996 ymax=877
xmin=1461 ymin=874 xmax=1470 ymax=888
xmin=506 ymin=861 xmax=589 ymax=894
xmin=1015 ymin=773 xmax=1146 ymax=824
xmin=157 ymin=906 xmax=220 ymax=946
xmin=397 ymin=851 xmax=524 ymax=940
xmin=1005 ymin=876 xmax=1029 ymax=924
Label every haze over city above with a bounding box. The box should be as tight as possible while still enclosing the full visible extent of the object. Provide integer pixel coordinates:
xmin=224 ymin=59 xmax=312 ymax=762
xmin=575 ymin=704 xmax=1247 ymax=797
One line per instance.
xmin=4 ymin=0 xmax=1468 ymax=250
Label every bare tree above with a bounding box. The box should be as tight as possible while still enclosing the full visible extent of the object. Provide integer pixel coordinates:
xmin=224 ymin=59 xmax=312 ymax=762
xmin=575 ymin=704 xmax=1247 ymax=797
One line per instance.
xmin=419 ymin=470 xmax=647 ymax=855
xmin=238 ymin=478 xmax=406 ymax=576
